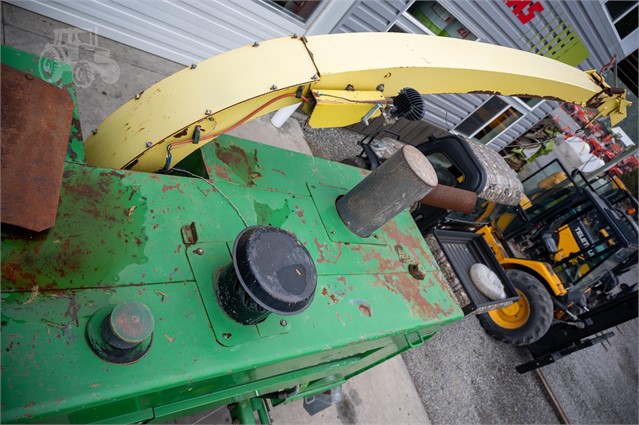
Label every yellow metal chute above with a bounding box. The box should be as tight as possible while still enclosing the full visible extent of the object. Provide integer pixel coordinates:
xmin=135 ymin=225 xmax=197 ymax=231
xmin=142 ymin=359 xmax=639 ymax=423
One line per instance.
xmin=85 ymin=33 xmax=629 ymax=172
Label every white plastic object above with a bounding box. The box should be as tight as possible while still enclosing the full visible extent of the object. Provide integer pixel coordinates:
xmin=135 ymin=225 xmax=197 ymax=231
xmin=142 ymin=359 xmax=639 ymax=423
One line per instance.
xmin=578 ymin=155 xmax=606 ymax=173
xmin=270 ymin=102 xmax=301 ymax=128
xmin=469 ymin=263 xmax=507 ymax=300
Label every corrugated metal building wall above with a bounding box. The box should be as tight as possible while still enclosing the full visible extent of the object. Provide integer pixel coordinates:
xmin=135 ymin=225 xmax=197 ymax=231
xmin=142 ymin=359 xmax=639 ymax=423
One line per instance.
xmin=438 ymin=0 xmax=632 ymax=149
xmin=7 ymin=0 xmax=316 ymax=64
xmin=333 ymin=0 xmax=496 ymax=146
xmin=333 ymin=0 xmax=411 ymax=32
xmin=436 ymin=0 xmax=558 ymax=150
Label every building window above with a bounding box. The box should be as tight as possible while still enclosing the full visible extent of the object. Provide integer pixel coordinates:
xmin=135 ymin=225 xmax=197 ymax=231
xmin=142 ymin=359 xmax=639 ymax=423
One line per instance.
xmin=407 ymin=1 xmax=477 ymax=40
xmin=606 ymin=1 xmax=636 ymax=21
xmin=518 ymin=97 xmax=542 ymax=108
xmin=266 ymin=1 xmax=322 ymax=22
xmin=606 ymin=1 xmax=638 ymax=40
xmin=455 ymin=97 xmax=524 ymax=144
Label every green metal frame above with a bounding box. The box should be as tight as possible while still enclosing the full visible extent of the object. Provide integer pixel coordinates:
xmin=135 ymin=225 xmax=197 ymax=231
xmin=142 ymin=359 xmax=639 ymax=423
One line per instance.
xmin=1 ymin=46 xmax=462 ymax=424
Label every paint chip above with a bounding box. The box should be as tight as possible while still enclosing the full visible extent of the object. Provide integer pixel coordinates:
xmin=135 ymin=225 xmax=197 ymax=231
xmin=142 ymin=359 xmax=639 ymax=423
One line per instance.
xmin=22 ymin=285 xmax=39 ymax=305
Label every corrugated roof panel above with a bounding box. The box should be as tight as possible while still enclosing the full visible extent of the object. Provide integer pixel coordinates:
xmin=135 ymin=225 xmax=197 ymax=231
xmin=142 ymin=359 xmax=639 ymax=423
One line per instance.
xmin=334 ymin=0 xmax=409 ymax=33
xmin=352 ymin=5 xmax=394 ymax=31
xmin=386 ymin=0 xmax=412 ymax=14
xmin=440 ymin=0 xmax=525 ymax=48
xmin=338 ymin=14 xmax=373 ymax=33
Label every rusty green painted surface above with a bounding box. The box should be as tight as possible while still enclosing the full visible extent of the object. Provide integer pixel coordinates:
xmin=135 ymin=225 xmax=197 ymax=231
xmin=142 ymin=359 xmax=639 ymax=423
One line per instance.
xmin=1 ymin=48 xmax=463 ymax=424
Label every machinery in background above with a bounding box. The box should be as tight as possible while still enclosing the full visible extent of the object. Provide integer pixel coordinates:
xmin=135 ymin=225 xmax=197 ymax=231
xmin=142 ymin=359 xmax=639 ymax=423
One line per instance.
xmin=345 ymin=132 xmax=638 ymax=372
xmin=556 ymin=103 xmax=638 ymax=176
xmin=1 ymin=32 xmax=632 ymax=423
xmin=480 ymin=160 xmax=637 ymax=371
xmin=588 ymin=172 xmax=638 ymax=219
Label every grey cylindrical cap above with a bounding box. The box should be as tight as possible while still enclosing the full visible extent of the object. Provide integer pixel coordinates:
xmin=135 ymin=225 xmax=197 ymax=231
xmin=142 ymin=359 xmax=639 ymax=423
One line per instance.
xmin=336 ymin=145 xmax=438 ymax=237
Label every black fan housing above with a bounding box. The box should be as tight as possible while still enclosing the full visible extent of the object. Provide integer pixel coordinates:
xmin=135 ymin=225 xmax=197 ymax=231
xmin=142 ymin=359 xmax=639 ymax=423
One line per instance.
xmin=392 ymin=87 xmax=425 ymax=121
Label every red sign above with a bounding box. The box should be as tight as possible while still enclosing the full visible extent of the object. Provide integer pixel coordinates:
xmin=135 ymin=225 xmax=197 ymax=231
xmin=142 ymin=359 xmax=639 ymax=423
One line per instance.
xmin=504 ymin=0 xmax=545 ymax=25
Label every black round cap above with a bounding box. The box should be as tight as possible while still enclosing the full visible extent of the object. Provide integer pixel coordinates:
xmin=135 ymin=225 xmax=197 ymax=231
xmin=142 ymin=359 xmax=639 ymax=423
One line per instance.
xmin=232 ymin=226 xmax=317 ymax=315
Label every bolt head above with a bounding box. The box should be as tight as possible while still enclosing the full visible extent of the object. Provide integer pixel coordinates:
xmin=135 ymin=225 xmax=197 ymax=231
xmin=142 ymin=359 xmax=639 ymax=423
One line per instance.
xmin=280 ymin=319 xmax=287 ymax=327
xmin=252 ymin=41 xmax=260 ymax=47
xmin=190 ymin=63 xmax=197 ymax=69
xmin=145 ymin=141 xmax=152 ymax=148
xmin=194 ymin=248 xmax=204 ymax=255
xmin=205 ymin=109 xmax=212 ymax=115
xmin=270 ymin=84 xmax=278 ymax=90
xmin=376 ymin=84 xmax=385 ymax=92
xmin=91 ymin=129 xmax=98 ymax=135
xmin=135 ymin=94 xmax=141 ymax=100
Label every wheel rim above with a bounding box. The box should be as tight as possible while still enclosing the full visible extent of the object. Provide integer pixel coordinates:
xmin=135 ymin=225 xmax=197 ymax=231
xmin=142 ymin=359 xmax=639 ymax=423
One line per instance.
xmin=487 ymin=289 xmax=530 ymax=329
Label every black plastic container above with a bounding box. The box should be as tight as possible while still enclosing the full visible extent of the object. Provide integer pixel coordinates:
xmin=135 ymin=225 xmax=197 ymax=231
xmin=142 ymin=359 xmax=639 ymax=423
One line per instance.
xmin=216 ymin=226 xmax=317 ymax=325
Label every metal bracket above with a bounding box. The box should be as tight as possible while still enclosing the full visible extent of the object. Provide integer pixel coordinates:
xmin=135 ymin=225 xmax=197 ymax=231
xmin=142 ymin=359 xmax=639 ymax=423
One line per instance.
xmin=404 ymin=331 xmax=433 ymax=348
xmin=181 ymin=221 xmax=199 ymax=245
xmin=192 ymin=125 xmax=202 ymax=144
xmin=303 ymin=386 xmax=343 ymax=416
xmin=361 ymin=103 xmax=383 ymax=126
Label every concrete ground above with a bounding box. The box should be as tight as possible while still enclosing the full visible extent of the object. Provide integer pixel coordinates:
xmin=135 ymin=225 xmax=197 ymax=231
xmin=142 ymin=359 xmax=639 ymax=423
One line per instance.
xmin=402 ymin=314 xmax=638 ymax=425
xmin=168 ymin=356 xmax=429 ymax=425
xmin=3 ymin=4 xmax=638 ymax=424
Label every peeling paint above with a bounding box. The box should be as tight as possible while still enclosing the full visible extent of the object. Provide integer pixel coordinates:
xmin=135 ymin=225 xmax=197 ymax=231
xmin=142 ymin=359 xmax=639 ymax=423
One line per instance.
xmin=214 ymin=142 xmax=262 ymax=186
xmin=373 ymin=273 xmax=452 ymax=320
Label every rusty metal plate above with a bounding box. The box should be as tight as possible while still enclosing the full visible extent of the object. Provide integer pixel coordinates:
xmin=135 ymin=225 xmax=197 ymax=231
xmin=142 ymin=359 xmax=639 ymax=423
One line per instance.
xmin=1 ymin=63 xmax=74 ymax=231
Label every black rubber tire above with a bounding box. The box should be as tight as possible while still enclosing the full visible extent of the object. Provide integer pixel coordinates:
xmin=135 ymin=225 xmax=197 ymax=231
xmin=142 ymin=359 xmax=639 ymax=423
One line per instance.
xmin=478 ymin=269 xmax=554 ymax=346
xmin=340 ymin=156 xmax=369 ymax=169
